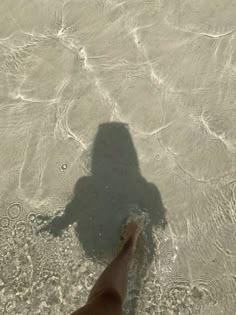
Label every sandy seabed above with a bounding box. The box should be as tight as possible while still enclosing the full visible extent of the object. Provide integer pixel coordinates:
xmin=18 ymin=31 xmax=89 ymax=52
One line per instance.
xmin=0 ymin=1 xmax=236 ymax=314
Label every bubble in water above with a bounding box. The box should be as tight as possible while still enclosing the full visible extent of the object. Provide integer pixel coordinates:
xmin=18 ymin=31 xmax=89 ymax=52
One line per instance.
xmin=7 ymin=202 xmax=22 ymax=219
xmin=60 ymin=163 xmax=68 ymax=171
xmin=0 ymin=216 xmax=10 ymax=228
xmin=27 ymin=212 xmax=37 ymax=224
xmin=35 ymin=214 xmax=44 ymax=226
xmin=14 ymin=220 xmax=27 ymax=238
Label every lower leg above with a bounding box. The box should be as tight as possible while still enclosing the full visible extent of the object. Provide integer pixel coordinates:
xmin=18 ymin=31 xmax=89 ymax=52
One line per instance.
xmin=87 ymin=215 xmax=144 ymax=304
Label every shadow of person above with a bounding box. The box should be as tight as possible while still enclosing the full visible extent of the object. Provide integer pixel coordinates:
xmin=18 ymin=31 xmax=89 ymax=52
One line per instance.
xmin=39 ymin=122 xmax=167 ymax=313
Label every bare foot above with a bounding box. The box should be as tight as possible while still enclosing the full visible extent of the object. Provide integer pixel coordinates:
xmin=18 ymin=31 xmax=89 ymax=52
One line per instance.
xmin=121 ymin=213 xmax=145 ymax=253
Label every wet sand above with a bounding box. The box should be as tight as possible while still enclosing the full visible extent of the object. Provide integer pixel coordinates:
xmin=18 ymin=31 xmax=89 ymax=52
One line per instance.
xmin=0 ymin=1 xmax=236 ymax=314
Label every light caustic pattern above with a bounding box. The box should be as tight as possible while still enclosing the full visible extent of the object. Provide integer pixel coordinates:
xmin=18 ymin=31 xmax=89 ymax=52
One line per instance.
xmin=1 ymin=0 xmax=236 ymax=314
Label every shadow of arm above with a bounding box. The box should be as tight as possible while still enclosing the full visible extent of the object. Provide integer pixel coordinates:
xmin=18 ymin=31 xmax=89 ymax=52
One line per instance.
xmin=37 ymin=176 xmax=92 ymax=237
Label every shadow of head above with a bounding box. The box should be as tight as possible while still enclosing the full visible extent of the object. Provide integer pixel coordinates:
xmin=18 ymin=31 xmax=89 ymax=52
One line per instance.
xmin=39 ymin=122 xmax=167 ymax=260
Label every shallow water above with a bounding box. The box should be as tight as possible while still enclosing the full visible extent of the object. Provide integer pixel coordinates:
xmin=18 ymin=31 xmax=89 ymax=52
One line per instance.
xmin=1 ymin=1 xmax=236 ymax=314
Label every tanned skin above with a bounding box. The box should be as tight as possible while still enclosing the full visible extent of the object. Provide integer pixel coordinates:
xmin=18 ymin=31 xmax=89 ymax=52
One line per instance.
xmin=71 ymin=215 xmax=144 ymax=315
